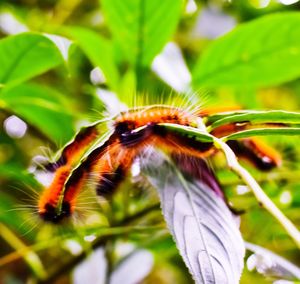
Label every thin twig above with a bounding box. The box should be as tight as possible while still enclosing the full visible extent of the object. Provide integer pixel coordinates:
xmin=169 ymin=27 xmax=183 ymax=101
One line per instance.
xmin=214 ymin=137 xmax=300 ymax=249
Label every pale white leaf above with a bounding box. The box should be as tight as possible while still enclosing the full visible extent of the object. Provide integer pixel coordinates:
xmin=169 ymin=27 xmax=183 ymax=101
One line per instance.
xmin=0 ymin=12 xmax=28 ymax=35
xmin=142 ymin=151 xmax=245 ymax=284
xmin=109 ymin=250 xmax=154 ymax=284
xmin=192 ymin=6 xmax=236 ymax=39
xmin=96 ymin=88 xmax=128 ymax=117
xmin=246 ymin=242 xmax=300 ymax=281
xmin=151 ymin=42 xmax=191 ymax=93
xmin=73 ymin=248 xmax=107 ymax=284
xmin=44 ymin=33 xmax=72 ymax=62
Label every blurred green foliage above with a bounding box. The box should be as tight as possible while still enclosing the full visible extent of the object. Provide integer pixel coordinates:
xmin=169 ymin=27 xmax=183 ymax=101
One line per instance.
xmin=0 ymin=0 xmax=300 ymax=283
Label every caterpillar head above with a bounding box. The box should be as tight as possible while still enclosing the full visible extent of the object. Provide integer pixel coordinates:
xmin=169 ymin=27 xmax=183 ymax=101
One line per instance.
xmin=38 ymin=201 xmax=71 ymax=223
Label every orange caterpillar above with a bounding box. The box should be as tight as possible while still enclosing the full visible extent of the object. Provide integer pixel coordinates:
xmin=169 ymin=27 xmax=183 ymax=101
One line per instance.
xmin=38 ymin=124 xmax=101 ymax=222
xmin=37 ymin=106 xmax=282 ymax=223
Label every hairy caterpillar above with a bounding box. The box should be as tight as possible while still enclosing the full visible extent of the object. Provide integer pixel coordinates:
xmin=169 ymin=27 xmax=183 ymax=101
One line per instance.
xmin=38 ymin=122 xmax=102 ymax=222
xmin=37 ymin=105 xmax=282 ymax=223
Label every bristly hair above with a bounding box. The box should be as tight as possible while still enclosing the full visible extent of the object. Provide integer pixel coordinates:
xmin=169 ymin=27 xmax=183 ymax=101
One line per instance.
xmin=123 ymin=90 xmax=209 ymax=118
xmin=97 ymin=89 xmax=211 ymax=123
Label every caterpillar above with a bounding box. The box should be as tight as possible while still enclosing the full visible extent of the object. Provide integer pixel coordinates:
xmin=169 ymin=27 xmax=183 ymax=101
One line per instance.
xmin=37 ymin=105 xmax=282 ymax=223
xmin=38 ymin=122 xmax=103 ymax=222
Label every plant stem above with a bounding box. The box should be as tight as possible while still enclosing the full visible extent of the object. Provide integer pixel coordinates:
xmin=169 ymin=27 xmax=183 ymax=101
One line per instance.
xmin=0 ymin=224 xmax=47 ymax=280
xmin=213 ymin=137 xmax=300 ymax=249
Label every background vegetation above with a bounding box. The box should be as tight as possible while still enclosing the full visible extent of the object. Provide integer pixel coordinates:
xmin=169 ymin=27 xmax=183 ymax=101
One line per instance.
xmin=1 ymin=0 xmax=300 ymax=283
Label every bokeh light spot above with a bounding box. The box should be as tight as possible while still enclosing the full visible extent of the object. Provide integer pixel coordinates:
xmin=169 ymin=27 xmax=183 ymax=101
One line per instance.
xmin=4 ymin=115 xmax=27 ymax=139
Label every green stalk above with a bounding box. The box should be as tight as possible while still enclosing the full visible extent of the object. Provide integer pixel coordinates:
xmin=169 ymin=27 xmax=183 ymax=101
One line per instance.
xmin=213 ymin=137 xmax=300 ymax=249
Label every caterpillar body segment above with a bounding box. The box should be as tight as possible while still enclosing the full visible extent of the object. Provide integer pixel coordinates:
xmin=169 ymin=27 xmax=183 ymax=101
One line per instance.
xmin=199 ymin=106 xmax=282 ymax=169
xmin=45 ymin=123 xmax=102 ymax=171
xmin=227 ymin=138 xmax=282 ymax=171
xmin=209 ymin=124 xmax=281 ymax=170
xmin=114 ymin=106 xmax=198 ymax=133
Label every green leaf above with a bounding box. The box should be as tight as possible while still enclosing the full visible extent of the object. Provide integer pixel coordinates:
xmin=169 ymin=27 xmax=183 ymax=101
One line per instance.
xmin=65 ymin=27 xmax=120 ymax=91
xmin=159 ymin=123 xmax=214 ymax=143
xmin=0 ymin=190 xmax=37 ymax=237
xmin=208 ymin=110 xmax=300 ymax=130
xmin=193 ymin=12 xmax=300 ymax=88
xmin=0 ymin=163 xmax=40 ymax=188
xmin=0 ymin=83 xmax=75 ymax=144
xmin=0 ymin=33 xmax=64 ymax=89
xmin=206 ymin=110 xmax=256 ymax=125
xmin=101 ymin=0 xmax=183 ymax=67
xmin=224 ymin=127 xmax=300 ymax=141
